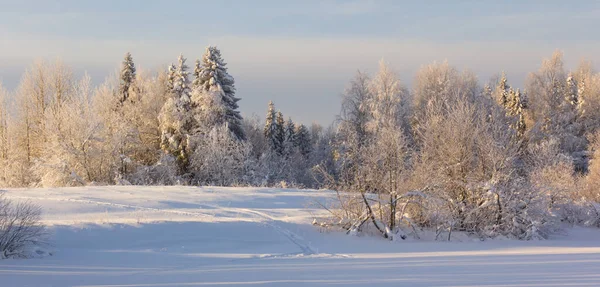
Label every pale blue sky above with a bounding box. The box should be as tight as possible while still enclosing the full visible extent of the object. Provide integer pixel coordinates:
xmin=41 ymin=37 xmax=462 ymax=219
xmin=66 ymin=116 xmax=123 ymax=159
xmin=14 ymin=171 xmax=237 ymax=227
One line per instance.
xmin=1 ymin=0 xmax=600 ymax=124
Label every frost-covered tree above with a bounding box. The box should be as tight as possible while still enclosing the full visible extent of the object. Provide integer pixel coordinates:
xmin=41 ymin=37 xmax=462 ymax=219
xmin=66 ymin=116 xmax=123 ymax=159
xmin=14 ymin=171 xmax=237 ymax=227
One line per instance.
xmin=192 ymin=59 xmax=202 ymax=90
xmin=493 ymin=72 xmax=510 ymax=108
xmin=171 ymin=54 xmax=191 ymax=101
xmin=10 ymin=60 xmax=74 ymax=185
xmin=412 ymin=61 xmax=479 ymax=133
xmin=264 ymin=101 xmax=281 ymax=154
xmin=338 ymin=71 xmax=372 ymax=146
xmin=191 ymin=124 xmax=251 ymax=186
xmin=335 ymin=71 xmax=373 ymax=189
xmin=506 ymin=88 xmax=527 ymax=138
xmin=284 ymin=117 xmax=296 ymax=156
xmin=526 ymin=51 xmax=568 ymax=135
xmin=368 ymin=60 xmax=409 ymax=132
xmin=0 ymin=84 xmax=9 ymax=185
xmin=295 ymin=124 xmax=311 ymax=157
xmin=275 ymin=111 xmax=286 ymax=155
xmin=159 ymin=55 xmax=194 ymax=176
xmin=197 ymin=46 xmax=244 ymax=139
xmin=34 ymin=74 xmax=107 ymax=186
xmin=526 ymin=51 xmax=588 ymax=168
xmin=119 ymin=52 xmax=136 ymax=103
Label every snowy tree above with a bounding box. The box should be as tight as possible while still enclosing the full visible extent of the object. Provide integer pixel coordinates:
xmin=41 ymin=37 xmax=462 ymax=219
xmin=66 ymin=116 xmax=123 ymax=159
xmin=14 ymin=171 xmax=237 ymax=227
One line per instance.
xmin=10 ymin=60 xmax=74 ymax=185
xmin=526 ymin=51 xmax=567 ymax=135
xmin=295 ymin=124 xmax=311 ymax=157
xmin=34 ymin=74 xmax=107 ymax=186
xmin=412 ymin=61 xmax=479 ymax=132
xmin=190 ymin=87 xmax=226 ymax=133
xmin=338 ymin=71 xmax=372 ymax=147
xmin=166 ymin=63 xmax=176 ymax=92
xmin=159 ymin=55 xmax=194 ymax=176
xmin=506 ymin=88 xmax=527 ymax=138
xmin=526 ymin=51 xmax=588 ymax=168
xmin=119 ymin=52 xmax=136 ymax=103
xmin=192 ymin=59 xmax=202 ymax=90
xmin=367 ymin=60 xmax=409 ymax=132
xmin=191 ymin=124 xmax=251 ymax=186
xmin=264 ymin=101 xmax=282 ymax=154
xmin=172 ymin=54 xmax=191 ymax=101
xmin=284 ymin=117 xmax=296 ymax=156
xmin=493 ymin=72 xmax=510 ymax=108
xmin=197 ymin=46 xmax=244 ymax=139
xmin=275 ymin=111 xmax=286 ymax=155
xmin=335 ymin=71 xmax=373 ymax=190
xmin=0 ymin=84 xmax=8 ymax=185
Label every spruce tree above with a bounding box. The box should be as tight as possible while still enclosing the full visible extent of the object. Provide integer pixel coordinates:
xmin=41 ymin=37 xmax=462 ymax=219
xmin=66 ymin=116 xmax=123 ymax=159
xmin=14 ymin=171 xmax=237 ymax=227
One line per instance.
xmin=119 ymin=52 xmax=136 ymax=103
xmin=295 ymin=124 xmax=312 ymax=157
xmin=192 ymin=59 xmax=202 ymax=90
xmin=494 ymin=72 xmax=510 ymax=108
xmin=159 ymin=55 xmax=194 ymax=175
xmin=275 ymin=111 xmax=285 ymax=156
xmin=284 ymin=117 xmax=296 ymax=156
xmin=198 ymin=46 xmax=244 ymax=140
xmin=264 ymin=101 xmax=280 ymax=154
xmin=507 ymin=88 xmax=527 ymax=138
xmin=173 ymin=54 xmax=191 ymax=101
xmin=566 ymin=74 xmax=579 ymax=108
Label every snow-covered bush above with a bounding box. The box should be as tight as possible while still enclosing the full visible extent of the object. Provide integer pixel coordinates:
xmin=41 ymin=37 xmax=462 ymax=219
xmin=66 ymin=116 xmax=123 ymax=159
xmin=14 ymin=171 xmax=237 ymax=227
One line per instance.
xmin=128 ymin=154 xmax=179 ymax=185
xmin=190 ymin=124 xmax=252 ymax=186
xmin=0 ymin=194 xmax=47 ymax=259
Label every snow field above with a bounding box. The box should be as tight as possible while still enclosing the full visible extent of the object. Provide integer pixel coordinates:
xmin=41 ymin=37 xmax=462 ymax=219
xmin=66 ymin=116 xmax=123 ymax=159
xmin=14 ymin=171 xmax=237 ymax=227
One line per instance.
xmin=2 ymin=186 xmax=600 ymax=287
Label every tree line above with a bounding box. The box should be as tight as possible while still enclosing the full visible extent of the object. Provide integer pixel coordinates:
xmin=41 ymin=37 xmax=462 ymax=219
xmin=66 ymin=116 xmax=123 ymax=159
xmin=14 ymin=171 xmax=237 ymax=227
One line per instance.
xmin=1 ymin=49 xmax=600 ymax=239
xmin=0 ymin=47 xmax=330 ymax=188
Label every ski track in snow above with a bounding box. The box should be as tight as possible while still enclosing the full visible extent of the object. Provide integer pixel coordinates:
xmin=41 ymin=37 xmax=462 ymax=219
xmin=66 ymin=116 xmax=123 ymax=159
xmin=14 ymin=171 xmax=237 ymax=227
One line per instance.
xmin=3 ymin=186 xmax=600 ymax=287
xmin=9 ymin=193 xmax=318 ymax=256
xmin=8 ymin=195 xmax=215 ymax=219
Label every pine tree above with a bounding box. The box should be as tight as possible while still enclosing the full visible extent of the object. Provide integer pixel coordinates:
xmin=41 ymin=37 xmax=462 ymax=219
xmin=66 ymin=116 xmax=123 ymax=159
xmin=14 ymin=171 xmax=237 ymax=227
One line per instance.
xmin=483 ymin=84 xmax=492 ymax=100
xmin=275 ymin=111 xmax=285 ymax=156
xmin=264 ymin=101 xmax=280 ymax=154
xmin=198 ymin=46 xmax=244 ymax=140
xmin=295 ymin=124 xmax=312 ymax=157
xmin=284 ymin=117 xmax=296 ymax=156
xmin=166 ymin=64 xmax=176 ymax=93
xmin=192 ymin=59 xmax=202 ymax=90
xmin=172 ymin=54 xmax=191 ymax=101
xmin=566 ymin=74 xmax=579 ymax=108
xmin=119 ymin=52 xmax=136 ymax=103
xmin=159 ymin=55 xmax=194 ymax=176
xmin=507 ymin=88 xmax=527 ymax=138
xmin=494 ymin=72 xmax=510 ymax=108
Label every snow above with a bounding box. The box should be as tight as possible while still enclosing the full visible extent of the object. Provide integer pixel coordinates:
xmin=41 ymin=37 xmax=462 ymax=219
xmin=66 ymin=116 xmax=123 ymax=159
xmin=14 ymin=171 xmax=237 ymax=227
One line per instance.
xmin=2 ymin=186 xmax=600 ymax=286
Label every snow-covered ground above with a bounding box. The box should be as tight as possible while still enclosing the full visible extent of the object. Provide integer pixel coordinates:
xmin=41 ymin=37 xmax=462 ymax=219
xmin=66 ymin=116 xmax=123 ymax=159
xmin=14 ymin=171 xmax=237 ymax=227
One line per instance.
xmin=2 ymin=186 xmax=600 ymax=287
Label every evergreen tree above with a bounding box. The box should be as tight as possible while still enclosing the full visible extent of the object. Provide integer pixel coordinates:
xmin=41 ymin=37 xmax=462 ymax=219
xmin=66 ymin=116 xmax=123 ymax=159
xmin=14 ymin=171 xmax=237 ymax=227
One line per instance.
xmin=159 ymin=55 xmax=194 ymax=176
xmin=494 ymin=72 xmax=510 ymax=108
xmin=295 ymin=124 xmax=311 ymax=157
xmin=284 ymin=117 xmax=296 ymax=156
xmin=507 ymin=88 xmax=527 ymax=138
xmin=275 ymin=111 xmax=285 ymax=156
xmin=566 ymin=74 xmax=579 ymax=108
xmin=192 ymin=59 xmax=202 ymax=90
xmin=119 ymin=52 xmax=136 ymax=104
xmin=264 ymin=101 xmax=280 ymax=154
xmin=198 ymin=46 xmax=244 ymax=140
xmin=172 ymin=54 xmax=191 ymax=101
xmin=166 ymin=63 xmax=176 ymax=93
xmin=482 ymin=84 xmax=492 ymax=100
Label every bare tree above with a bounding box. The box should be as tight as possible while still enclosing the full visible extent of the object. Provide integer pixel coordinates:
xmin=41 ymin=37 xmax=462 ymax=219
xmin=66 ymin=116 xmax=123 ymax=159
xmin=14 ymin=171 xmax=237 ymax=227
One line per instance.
xmin=0 ymin=194 xmax=48 ymax=259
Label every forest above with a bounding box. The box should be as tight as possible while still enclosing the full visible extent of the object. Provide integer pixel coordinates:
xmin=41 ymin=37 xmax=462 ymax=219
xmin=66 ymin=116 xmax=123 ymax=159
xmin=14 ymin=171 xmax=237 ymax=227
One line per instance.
xmin=1 ymin=47 xmax=599 ymax=240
